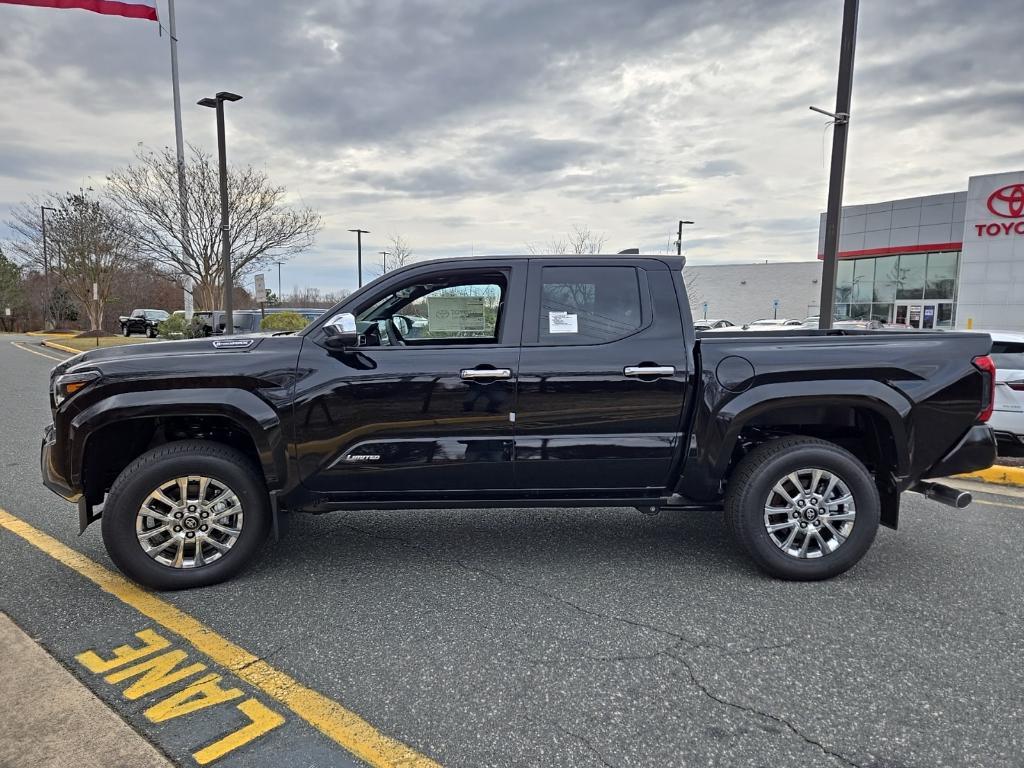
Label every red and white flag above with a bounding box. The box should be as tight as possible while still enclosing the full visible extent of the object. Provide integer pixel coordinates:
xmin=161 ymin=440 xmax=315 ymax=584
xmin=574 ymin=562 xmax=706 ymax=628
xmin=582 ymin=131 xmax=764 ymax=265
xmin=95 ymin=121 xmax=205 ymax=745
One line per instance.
xmin=0 ymin=0 xmax=158 ymax=21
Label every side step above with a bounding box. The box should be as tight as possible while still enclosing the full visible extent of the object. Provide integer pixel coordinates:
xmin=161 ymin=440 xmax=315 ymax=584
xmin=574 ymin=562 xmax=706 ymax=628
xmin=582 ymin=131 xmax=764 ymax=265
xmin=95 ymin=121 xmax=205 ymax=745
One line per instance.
xmin=911 ymin=481 xmax=972 ymax=509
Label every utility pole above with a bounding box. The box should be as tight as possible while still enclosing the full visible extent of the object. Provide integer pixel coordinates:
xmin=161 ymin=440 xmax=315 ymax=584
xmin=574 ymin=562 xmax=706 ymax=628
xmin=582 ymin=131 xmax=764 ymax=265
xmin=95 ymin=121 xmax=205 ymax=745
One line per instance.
xmin=379 ymin=250 xmax=390 ymax=273
xmin=814 ymin=0 xmax=859 ymax=330
xmin=676 ymin=220 xmax=694 ymax=256
xmin=348 ymin=228 xmax=369 ymax=287
xmin=198 ymin=91 xmax=242 ymax=333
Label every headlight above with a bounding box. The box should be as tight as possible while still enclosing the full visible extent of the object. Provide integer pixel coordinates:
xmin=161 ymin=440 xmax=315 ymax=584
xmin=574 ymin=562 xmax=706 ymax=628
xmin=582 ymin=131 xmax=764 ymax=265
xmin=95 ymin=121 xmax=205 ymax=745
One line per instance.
xmin=52 ymin=371 xmax=100 ymax=407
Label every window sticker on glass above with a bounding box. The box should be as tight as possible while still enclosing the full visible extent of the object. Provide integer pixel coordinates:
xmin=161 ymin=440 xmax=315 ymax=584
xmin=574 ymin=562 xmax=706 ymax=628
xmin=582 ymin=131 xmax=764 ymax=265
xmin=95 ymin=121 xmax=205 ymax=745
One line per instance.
xmin=427 ymin=296 xmax=487 ymax=333
xmin=548 ymin=311 xmax=578 ymax=334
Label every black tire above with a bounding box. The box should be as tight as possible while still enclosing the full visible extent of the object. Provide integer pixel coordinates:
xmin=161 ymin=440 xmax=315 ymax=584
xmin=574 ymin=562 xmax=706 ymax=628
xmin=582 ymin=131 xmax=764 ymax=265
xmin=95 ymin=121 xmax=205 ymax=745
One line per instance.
xmin=122 ymin=325 xmax=131 ymax=337
xmin=147 ymin=326 xmax=157 ymax=338
xmin=725 ymin=436 xmax=880 ymax=580
xmin=101 ymin=440 xmax=270 ymax=590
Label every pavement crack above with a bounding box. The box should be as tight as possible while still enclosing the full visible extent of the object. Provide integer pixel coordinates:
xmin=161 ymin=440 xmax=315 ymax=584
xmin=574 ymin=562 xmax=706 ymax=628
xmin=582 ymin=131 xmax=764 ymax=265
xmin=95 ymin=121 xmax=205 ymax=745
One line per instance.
xmin=523 ymin=714 xmax=617 ymax=768
xmin=665 ymin=650 xmax=862 ymax=768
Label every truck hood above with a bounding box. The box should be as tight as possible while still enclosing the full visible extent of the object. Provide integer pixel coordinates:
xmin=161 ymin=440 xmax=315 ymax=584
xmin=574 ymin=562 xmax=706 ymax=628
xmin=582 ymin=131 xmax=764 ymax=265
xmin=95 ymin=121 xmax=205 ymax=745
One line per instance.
xmin=55 ymin=334 xmax=300 ymax=378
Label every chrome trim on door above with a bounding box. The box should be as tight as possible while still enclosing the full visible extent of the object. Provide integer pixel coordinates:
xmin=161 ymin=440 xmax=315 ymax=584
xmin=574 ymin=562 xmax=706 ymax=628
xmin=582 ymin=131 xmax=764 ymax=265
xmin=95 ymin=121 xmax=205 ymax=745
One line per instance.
xmin=623 ymin=366 xmax=675 ymax=377
xmin=461 ymin=368 xmax=513 ymax=380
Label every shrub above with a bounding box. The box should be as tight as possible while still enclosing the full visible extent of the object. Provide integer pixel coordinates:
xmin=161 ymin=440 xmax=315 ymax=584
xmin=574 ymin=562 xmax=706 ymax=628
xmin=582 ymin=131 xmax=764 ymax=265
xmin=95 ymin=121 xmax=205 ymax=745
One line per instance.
xmin=260 ymin=311 xmax=307 ymax=333
xmin=157 ymin=313 xmax=204 ymax=339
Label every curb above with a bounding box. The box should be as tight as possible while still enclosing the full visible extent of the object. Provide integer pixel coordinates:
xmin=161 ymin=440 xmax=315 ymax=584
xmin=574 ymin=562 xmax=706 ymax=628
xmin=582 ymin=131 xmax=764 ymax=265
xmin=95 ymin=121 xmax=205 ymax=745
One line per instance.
xmin=956 ymin=465 xmax=1024 ymax=487
xmin=41 ymin=340 xmax=80 ymax=355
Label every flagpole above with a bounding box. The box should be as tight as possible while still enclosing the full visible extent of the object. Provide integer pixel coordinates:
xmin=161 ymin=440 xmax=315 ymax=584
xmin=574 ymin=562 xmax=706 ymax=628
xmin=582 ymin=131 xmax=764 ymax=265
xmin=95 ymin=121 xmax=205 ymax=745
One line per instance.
xmin=166 ymin=0 xmax=193 ymax=318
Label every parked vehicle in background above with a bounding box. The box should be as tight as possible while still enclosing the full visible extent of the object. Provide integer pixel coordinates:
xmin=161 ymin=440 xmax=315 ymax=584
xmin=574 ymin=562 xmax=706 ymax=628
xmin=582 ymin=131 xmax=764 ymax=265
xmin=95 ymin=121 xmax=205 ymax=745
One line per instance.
xmin=191 ymin=308 xmax=325 ymax=336
xmin=119 ymin=309 xmax=169 ymax=338
xmin=41 ymin=254 xmax=997 ymax=589
xmin=980 ymin=331 xmax=1024 ymax=455
xmin=738 ymin=318 xmax=804 ymax=331
xmin=694 ymin=318 xmax=734 ymax=331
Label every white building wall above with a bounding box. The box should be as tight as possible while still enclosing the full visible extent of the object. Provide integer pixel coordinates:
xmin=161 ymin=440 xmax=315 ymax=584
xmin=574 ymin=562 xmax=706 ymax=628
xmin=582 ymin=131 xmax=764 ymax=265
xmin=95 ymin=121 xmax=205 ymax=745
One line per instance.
xmin=684 ymin=262 xmax=822 ymax=325
xmin=956 ymin=170 xmax=1024 ymax=331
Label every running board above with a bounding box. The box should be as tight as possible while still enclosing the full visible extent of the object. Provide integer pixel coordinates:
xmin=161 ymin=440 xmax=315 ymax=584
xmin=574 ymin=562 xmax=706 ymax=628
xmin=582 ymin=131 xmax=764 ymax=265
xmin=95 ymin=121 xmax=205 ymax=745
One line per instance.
xmin=911 ymin=481 xmax=972 ymax=509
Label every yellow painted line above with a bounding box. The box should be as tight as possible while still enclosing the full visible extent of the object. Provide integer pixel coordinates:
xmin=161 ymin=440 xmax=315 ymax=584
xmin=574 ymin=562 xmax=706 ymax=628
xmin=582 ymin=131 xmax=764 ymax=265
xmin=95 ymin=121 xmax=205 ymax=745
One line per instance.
xmin=956 ymin=465 xmax=1024 ymax=487
xmin=0 ymin=508 xmax=441 ymax=768
xmin=11 ymin=341 xmax=65 ymax=362
xmin=42 ymin=339 xmax=81 ymax=355
xmin=25 ymin=330 xmax=76 ymax=337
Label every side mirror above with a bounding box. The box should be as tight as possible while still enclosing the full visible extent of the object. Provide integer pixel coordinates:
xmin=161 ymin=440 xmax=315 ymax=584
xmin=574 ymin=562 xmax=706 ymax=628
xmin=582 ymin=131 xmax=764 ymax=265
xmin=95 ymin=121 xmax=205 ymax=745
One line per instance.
xmin=323 ymin=312 xmax=361 ymax=348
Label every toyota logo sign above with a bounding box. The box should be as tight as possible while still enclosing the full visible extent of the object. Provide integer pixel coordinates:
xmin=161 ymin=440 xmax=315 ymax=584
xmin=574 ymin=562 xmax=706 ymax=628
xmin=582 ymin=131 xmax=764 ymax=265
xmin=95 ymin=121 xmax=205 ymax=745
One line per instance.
xmin=986 ymin=183 xmax=1024 ymax=218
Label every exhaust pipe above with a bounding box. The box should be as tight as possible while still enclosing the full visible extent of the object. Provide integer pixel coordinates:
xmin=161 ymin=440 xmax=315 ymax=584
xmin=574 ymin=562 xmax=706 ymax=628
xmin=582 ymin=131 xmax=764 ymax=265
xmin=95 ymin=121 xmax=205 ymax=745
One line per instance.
xmin=912 ymin=481 xmax=972 ymax=509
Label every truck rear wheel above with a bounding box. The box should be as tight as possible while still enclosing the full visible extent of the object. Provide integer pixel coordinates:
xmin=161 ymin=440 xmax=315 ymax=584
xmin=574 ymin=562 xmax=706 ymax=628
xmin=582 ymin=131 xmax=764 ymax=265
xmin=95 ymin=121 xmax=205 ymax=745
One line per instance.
xmin=101 ymin=440 xmax=270 ymax=590
xmin=725 ymin=436 xmax=879 ymax=580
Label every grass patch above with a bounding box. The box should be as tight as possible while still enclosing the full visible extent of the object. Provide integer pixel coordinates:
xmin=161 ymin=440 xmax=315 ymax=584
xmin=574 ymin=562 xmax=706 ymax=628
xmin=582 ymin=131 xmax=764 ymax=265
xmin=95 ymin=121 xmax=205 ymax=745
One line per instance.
xmin=52 ymin=336 xmax=161 ymax=352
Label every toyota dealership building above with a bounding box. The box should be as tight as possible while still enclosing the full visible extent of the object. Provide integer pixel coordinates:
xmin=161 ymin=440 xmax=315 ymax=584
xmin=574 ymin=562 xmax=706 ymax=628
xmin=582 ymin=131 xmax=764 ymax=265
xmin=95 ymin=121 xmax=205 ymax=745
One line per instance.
xmin=815 ymin=169 xmax=1024 ymax=331
xmin=688 ymin=170 xmax=1024 ymax=331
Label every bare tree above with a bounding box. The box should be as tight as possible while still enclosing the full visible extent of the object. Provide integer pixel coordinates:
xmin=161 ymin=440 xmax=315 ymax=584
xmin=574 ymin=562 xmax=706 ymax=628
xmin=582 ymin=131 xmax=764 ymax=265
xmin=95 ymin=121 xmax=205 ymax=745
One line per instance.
xmin=6 ymin=191 xmax=138 ymax=332
xmin=385 ymin=234 xmax=414 ymax=273
xmin=105 ymin=144 xmax=322 ymax=310
xmin=527 ymin=224 xmax=607 ymax=255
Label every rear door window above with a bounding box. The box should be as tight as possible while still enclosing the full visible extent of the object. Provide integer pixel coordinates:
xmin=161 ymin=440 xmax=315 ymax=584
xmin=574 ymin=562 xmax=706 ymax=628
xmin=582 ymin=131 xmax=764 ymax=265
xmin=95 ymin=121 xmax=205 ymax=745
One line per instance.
xmin=537 ymin=266 xmax=644 ymax=345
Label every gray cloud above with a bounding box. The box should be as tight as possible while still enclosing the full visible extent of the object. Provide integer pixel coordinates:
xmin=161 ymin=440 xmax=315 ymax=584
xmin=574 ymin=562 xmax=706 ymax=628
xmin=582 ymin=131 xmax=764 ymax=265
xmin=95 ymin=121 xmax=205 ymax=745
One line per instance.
xmin=2 ymin=0 xmax=1024 ymax=293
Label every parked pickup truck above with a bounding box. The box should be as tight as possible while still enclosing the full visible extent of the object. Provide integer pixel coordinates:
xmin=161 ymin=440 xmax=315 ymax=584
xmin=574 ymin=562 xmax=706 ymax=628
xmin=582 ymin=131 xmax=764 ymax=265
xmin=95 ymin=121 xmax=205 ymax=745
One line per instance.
xmin=41 ymin=255 xmax=997 ymax=589
xmin=119 ymin=308 xmax=169 ymax=338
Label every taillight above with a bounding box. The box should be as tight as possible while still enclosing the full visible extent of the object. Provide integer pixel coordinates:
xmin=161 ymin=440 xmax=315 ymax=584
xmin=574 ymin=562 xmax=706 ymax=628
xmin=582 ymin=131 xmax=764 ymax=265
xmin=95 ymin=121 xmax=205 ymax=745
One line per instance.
xmin=973 ymin=355 xmax=996 ymax=422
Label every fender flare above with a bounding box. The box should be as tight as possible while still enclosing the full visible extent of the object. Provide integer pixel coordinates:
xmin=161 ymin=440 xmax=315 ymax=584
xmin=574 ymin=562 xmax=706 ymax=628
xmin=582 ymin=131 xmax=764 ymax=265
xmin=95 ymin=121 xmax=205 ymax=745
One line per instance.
xmin=69 ymin=388 xmax=288 ymax=491
xmin=681 ymin=380 xmax=912 ymax=500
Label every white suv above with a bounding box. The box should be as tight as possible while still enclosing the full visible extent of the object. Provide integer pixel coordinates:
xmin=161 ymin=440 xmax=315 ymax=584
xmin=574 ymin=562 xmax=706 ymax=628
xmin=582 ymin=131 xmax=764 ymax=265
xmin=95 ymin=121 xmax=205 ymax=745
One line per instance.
xmin=984 ymin=331 xmax=1024 ymax=455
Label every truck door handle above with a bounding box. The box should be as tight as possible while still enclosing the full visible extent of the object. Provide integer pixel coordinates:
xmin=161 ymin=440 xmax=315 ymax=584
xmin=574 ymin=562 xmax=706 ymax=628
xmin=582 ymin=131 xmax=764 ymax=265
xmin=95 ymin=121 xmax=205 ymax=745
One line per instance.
xmin=624 ymin=365 xmax=675 ymax=378
xmin=461 ymin=368 xmax=513 ymax=380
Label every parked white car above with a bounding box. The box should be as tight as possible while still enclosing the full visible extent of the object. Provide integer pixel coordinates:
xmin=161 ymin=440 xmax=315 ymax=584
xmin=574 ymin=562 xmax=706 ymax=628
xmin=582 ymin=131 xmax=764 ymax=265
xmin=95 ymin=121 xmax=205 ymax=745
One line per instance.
xmin=983 ymin=331 xmax=1024 ymax=454
xmin=694 ymin=318 xmax=735 ymax=331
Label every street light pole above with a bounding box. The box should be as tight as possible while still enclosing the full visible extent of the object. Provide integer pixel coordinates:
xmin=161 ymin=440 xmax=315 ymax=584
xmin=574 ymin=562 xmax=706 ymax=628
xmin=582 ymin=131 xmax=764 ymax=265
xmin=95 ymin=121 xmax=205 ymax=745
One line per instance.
xmin=379 ymin=251 xmax=390 ymax=273
xmin=348 ymin=228 xmax=369 ymax=287
xmin=676 ymin=220 xmax=694 ymax=256
xmin=815 ymin=0 xmax=859 ymax=330
xmin=274 ymin=259 xmax=284 ymax=299
xmin=198 ymin=91 xmax=242 ymax=334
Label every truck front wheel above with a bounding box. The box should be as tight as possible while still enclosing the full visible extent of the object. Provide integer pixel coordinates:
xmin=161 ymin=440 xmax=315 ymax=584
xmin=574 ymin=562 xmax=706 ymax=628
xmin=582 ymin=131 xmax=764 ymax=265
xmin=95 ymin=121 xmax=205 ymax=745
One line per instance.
xmin=725 ymin=437 xmax=880 ymax=580
xmin=101 ymin=440 xmax=270 ymax=590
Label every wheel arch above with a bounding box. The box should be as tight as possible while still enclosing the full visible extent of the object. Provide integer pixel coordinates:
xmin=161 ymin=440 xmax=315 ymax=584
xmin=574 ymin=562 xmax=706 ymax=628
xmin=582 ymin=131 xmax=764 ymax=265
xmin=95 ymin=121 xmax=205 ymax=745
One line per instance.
xmin=72 ymin=388 xmax=288 ymax=506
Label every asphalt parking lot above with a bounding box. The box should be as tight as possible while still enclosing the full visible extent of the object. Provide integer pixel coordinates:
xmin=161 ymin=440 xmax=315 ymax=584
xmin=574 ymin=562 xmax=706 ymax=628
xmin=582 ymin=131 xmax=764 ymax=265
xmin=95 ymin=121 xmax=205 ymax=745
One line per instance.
xmin=1 ymin=333 xmax=1023 ymax=768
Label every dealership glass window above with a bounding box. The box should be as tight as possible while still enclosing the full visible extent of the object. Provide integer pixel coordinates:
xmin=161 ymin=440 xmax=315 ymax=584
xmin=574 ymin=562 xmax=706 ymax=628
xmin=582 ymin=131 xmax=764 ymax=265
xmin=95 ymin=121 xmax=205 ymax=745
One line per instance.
xmin=849 ymin=303 xmax=871 ymax=320
xmin=871 ymin=303 xmax=893 ymax=323
xmin=852 ymin=259 xmax=874 ymax=302
xmin=937 ymin=303 xmax=954 ymax=328
xmin=872 ymin=256 xmax=898 ymax=301
xmin=895 ymin=252 xmax=926 ymax=299
xmin=835 ymin=260 xmax=854 ymax=303
xmin=925 ymin=252 xmax=959 ymax=300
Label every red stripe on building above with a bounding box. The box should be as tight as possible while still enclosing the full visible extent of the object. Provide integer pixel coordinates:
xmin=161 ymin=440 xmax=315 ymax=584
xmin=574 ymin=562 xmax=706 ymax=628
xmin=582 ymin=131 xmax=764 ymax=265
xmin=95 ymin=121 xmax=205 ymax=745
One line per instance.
xmin=0 ymin=0 xmax=157 ymax=20
xmin=816 ymin=241 xmax=963 ymax=260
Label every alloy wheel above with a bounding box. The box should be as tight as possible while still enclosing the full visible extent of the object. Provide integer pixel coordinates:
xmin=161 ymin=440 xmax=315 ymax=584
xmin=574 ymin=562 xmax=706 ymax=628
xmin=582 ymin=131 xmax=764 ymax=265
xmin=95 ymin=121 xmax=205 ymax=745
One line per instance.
xmin=763 ymin=468 xmax=856 ymax=559
xmin=135 ymin=475 xmax=244 ymax=568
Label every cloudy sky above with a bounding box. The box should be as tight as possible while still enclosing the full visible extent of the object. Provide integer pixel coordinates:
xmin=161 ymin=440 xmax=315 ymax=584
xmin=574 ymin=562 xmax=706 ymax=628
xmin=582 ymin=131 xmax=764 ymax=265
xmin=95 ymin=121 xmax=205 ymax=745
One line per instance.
xmin=2 ymin=0 xmax=1023 ymax=295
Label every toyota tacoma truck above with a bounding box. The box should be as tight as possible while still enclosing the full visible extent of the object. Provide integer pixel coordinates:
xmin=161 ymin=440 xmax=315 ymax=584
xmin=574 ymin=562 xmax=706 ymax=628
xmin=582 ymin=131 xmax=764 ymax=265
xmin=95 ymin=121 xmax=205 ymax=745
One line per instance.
xmin=41 ymin=255 xmax=997 ymax=589
xmin=119 ymin=308 xmax=170 ymax=338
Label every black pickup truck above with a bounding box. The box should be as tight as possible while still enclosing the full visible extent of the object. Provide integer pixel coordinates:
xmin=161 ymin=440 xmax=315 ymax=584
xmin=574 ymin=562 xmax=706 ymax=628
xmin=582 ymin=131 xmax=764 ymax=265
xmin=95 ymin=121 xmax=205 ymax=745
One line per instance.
xmin=119 ymin=308 xmax=170 ymax=338
xmin=41 ymin=255 xmax=997 ymax=589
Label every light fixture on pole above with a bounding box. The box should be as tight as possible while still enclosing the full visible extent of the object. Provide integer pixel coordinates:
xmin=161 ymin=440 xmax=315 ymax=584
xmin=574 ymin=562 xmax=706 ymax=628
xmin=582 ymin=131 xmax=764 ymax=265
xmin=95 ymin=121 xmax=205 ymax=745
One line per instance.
xmin=379 ymin=250 xmax=390 ymax=273
xmin=348 ymin=228 xmax=369 ymax=287
xmin=676 ymin=220 xmax=694 ymax=256
xmin=41 ymin=205 xmax=58 ymax=330
xmin=198 ymin=91 xmax=242 ymax=334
